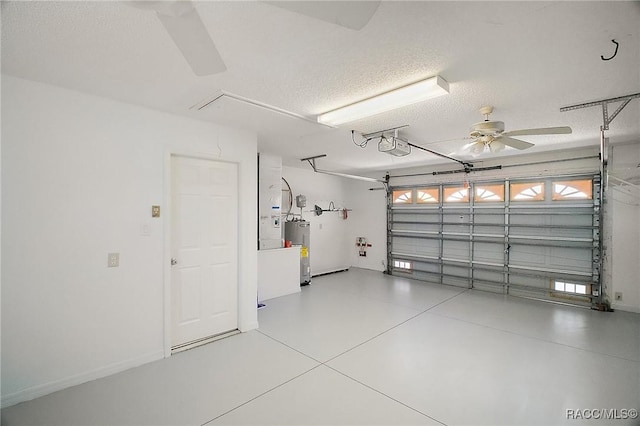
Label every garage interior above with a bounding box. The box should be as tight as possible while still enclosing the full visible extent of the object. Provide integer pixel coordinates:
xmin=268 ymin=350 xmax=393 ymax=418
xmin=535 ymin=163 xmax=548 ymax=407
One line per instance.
xmin=1 ymin=1 xmax=639 ymax=425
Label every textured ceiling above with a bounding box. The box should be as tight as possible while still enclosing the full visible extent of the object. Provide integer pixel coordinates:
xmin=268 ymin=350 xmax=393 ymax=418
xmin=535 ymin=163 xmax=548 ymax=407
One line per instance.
xmin=2 ymin=1 xmax=639 ymax=174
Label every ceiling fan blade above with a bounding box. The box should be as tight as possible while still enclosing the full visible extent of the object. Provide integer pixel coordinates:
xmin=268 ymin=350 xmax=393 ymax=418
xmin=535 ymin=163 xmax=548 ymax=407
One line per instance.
xmin=498 ymin=136 xmax=535 ymax=150
xmin=502 ymin=126 xmax=572 ymax=137
xmin=265 ymin=1 xmax=381 ymax=30
xmin=156 ymin=7 xmax=226 ymax=75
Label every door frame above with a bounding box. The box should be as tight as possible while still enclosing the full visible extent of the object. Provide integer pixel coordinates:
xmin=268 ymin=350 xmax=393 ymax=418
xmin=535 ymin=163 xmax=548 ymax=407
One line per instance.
xmin=163 ymin=150 xmax=244 ymax=358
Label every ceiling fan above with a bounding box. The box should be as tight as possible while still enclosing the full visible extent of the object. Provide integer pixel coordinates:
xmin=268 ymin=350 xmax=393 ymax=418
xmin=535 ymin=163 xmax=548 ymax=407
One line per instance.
xmin=129 ymin=1 xmax=381 ymax=76
xmin=462 ymin=106 xmax=572 ymax=155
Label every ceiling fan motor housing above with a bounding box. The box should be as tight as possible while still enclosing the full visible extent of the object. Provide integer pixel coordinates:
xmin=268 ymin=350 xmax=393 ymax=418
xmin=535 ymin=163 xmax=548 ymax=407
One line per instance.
xmin=470 ymin=120 xmax=505 ymax=138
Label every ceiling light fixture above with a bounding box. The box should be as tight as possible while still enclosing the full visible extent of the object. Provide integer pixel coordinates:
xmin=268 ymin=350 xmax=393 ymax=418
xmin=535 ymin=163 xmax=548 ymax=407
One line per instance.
xmin=317 ymin=75 xmax=449 ymax=126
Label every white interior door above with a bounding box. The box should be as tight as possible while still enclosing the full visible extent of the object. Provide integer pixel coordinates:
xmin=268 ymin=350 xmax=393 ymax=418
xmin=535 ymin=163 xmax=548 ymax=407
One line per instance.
xmin=171 ymin=155 xmax=238 ymax=348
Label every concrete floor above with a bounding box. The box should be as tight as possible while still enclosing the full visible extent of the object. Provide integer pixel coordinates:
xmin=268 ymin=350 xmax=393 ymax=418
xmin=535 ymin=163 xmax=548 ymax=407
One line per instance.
xmin=3 ymin=268 xmax=639 ymax=425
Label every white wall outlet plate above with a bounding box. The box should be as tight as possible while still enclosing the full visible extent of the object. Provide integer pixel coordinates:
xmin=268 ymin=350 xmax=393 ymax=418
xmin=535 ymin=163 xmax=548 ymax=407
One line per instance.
xmin=108 ymin=253 xmax=120 ymax=268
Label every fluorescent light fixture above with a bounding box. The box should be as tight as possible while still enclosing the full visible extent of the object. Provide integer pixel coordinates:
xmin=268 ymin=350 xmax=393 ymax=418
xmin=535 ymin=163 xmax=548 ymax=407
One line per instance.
xmin=317 ymin=75 xmax=449 ymax=126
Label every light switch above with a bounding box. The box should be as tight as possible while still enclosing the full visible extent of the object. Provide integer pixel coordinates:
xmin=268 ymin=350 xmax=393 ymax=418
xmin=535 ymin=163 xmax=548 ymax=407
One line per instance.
xmin=152 ymin=205 xmax=160 ymax=218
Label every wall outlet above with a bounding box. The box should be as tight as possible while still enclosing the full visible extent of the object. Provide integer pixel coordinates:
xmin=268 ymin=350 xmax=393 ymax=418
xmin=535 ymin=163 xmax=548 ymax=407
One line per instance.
xmin=615 ymin=292 xmax=623 ymax=301
xmin=152 ymin=205 xmax=160 ymax=218
xmin=108 ymin=253 xmax=120 ymax=268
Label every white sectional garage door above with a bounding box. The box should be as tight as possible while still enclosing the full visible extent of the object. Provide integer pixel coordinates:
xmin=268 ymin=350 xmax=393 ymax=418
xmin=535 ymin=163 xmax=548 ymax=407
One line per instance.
xmin=388 ymin=174 xmax=601 ymax=308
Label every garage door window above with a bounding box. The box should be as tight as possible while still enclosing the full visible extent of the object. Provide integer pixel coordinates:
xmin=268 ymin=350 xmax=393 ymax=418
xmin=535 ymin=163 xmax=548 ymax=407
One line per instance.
xmin=416 ymin=188 xmax=439 ymax=204
xmin=510 ymin=182 xmax=545 ymax=201
xmin=554 ymin=280 xmax=588 ymax=295
xmin=393 ymin=190 xmax=413 ymax=204
xmin=474 ymin=184 xmax=505 ymax=202
xmin=444 ymin=186 xmax=469 ymax=203
xmin=393 ymin=260 xmax=413 ymax=272
xmin=552 ymin=179 xmax=592 ymax=200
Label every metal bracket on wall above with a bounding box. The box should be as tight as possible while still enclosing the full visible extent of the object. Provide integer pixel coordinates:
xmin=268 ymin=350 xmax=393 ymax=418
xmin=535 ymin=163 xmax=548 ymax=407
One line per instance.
xmin=560 ymin=92 xmax=640 ymax=131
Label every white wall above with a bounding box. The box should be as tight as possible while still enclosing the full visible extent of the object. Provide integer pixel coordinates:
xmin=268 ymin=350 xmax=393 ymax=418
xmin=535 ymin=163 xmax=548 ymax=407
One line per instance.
xmin=609 ymin=191 xmax=640 ymax=312
xmin=1 ymin=76 xmax=258 ymax=407
xmin=608 ymin=142 xmax=640 ymax=313
xmin=346 ymin=179 xmax=387 ymax=272
xmin=0 ymin=72 xmax=3 ymax=403
xmin=281 ymin=166 xmax=351 ymax=276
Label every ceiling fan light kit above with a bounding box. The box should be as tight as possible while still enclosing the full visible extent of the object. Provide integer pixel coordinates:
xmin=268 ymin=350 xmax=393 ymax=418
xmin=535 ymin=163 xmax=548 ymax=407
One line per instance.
xmin=489 ymin=140 xmax=505 ymax=153
xmin=317 ymin=75 xmax=449 ymax=126
xmin=469 ymin=141 xmax=485 ymax=155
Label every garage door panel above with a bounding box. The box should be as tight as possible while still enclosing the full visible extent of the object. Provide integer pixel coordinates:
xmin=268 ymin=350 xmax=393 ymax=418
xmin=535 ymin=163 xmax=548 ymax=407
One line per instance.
xmin=473 ymin=267 xmax=505 ymax=293
xmin=443 ymin=240 xmax=469 ymax=261
xmin=443 ymin=224 xmax=470 ymax=234
xmin=414 ymin=260 xmax=440 ymax=274
xmin=550 ymin=214 xmax=593 ymax=227
xmin=473 ymin=269 xmax=504 ymax=284
xmin=547 ymin=247 xmax=592 ymax=272
xmin=474 ymin=247 xmax=504 ymax=265
xmin=475 ymin=218 xmax=505 ymax=227
xmin=476 ymin=225 xmax=505 ymax=235
xmin=510 ymin=215 xmax=547 ymax=227
xmin=509 ymin=245 xmax=547 ymax=267
xmin=473 ymin=282 xmax=504 ymax=293
xmin=415 ymin=244 xmax=440 ymax=257
xmin=442 ymin=268 xmax=469 ymax=287
xmin=509 ymin=274 xmax=549 ymax=290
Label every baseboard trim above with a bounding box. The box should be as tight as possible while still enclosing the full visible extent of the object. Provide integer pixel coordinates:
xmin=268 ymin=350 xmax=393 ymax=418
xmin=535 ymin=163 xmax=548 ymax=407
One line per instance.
xmin=1 ymin=350 xmax=164 ymax=409
xmin=611 ymin=303 xmax=640 ymax=314
xmin=311 ymin=267 xmax=350 ymax=277
xmin=239 ymin=320 xmax=259 ymax=332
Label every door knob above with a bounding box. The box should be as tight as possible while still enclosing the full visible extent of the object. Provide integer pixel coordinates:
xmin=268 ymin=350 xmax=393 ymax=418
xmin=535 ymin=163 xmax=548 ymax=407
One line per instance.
xmin=171 ymin=258 xmax=178 ymax=266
